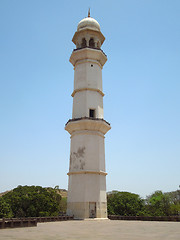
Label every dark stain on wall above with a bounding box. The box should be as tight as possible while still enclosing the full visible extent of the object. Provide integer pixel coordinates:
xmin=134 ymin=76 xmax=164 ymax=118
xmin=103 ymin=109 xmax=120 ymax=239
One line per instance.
xmin=70 ymin=147 xmax=86 ymax=170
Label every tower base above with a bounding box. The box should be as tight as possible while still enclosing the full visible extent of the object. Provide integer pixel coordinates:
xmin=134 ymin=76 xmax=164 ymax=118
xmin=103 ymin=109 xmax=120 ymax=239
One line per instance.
xmin=67 ymin=201 xmax=107 ymax=219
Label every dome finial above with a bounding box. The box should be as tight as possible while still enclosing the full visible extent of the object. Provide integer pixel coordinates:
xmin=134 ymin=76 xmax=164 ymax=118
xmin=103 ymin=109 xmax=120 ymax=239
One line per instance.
xmin=88 ymin=8 xmax=90 ymax=17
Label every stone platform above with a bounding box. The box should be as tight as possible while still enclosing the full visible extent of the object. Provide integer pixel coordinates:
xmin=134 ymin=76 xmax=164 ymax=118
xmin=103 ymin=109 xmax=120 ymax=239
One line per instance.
xmin=0 ymin=220 xmax=180 ymax=240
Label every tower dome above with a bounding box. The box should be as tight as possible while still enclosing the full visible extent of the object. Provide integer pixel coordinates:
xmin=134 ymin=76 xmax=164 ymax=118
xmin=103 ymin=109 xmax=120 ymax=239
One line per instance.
xmin=77 ymin=17 xmax=100 ymax=31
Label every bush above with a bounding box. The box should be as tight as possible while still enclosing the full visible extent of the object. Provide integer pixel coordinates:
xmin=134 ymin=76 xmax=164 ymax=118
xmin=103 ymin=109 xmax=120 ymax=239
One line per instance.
xmin=1 ymin=185 xmax=61 ymax=218
xmin=107 ymin=191 xmax=145 ymax=216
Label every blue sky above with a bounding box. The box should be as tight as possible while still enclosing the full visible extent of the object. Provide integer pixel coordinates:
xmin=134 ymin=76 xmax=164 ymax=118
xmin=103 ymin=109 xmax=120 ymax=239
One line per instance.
xmin=0 ymin=0 xmax=179 ymax=198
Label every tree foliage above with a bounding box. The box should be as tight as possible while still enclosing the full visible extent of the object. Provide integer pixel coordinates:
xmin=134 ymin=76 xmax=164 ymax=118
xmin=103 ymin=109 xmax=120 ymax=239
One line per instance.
xmin=1 ymin=186 xmax=180 ymax=218
xmin=168 ymin=190 xmax=180 ymax=216
xmin=1 ymin=185 xmax=62 ymax=218
xmin=59 ymin=197 xmax=67 ymax=213
xmin=145 ymin=191 xmax=171 ymax=216
xmin=107 ymin=191 xmax=145 ymax=216
xmin=107 ymin=190 xmax=180 ymax=216
xmin=145 ymin=190 xmax=180 ymax=216
xmin=0 ymin=198 xmax=13 ymax=218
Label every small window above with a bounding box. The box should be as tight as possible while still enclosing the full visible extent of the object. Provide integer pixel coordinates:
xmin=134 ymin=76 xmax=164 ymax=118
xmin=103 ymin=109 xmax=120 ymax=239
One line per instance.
xmin=89 ymin=109 xmax=95 ymax=118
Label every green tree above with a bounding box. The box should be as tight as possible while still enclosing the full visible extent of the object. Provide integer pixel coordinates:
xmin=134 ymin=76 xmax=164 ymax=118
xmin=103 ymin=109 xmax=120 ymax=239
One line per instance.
xmin=0 ymin=198 xmax=13 ymax=218
xmin=170 ymin=203 xmax=180 ymax=216
xmin=59 ymin=197 xmax=67 ymax=213
xmin=107 ymin=191 xmax=145 ymax=216
xmin=145 ymin=191 xmax=171 ymax=216
xmin=2 ymin=185 xmax=62 ymax=217
xmin=168 ymin=190 xmax=180 ymax=215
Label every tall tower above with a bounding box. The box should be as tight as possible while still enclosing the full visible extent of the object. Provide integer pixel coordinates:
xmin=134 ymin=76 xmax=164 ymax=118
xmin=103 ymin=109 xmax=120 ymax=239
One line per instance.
xmin=65 ymin=12 xmax=111 ymax=219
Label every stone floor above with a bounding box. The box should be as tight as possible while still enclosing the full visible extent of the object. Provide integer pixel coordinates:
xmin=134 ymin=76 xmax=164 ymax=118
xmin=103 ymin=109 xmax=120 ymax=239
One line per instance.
xmin=0 ymin=220 xmax=180 ymax=240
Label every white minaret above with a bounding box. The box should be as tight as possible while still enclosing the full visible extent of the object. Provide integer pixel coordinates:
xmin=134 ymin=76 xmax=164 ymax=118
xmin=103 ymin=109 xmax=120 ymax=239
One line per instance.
xmin=65 ymin=11 xmax=111 ymax=219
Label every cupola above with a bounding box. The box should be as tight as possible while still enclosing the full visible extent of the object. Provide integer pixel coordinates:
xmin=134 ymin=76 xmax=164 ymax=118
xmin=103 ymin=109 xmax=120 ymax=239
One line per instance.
xmin=72 ymin=10 xmax=105 ymax=49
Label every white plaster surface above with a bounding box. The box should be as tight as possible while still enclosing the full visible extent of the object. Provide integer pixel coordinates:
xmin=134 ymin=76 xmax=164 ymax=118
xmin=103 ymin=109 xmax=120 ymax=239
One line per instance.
xmin=67 ymin=126 xmax=108 ymax=218
xmin=67 ymin=174 xmax=106 ymax=202
xmin=1 ymin=220 xmax=180 ymax=240
xmin=72 ymin=90 xmax=104 ymax=118
xmin=72 ymin=60 xmax=104 ymax=119
xmin=69 ymin=133 xmax=105 ymax=172
xmin=74 ymin=62 xmax=102 ymax=91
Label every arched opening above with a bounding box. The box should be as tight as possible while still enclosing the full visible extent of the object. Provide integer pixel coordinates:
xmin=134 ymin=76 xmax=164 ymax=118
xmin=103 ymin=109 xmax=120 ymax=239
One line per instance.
xmin=81 ymin=38 xmax=87 ymax=48
xmin=89 ymin=38 xmax=95 ymax=48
